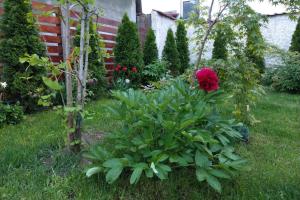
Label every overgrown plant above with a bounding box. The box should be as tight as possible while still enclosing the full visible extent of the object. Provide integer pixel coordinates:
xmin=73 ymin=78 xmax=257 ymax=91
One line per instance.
xmin=142 ymin=60 xmax=168 ymax=82
xmin=0 ymin=0 xmax=46 ymax=112
xmin=85 ymin=79 xmax=246 ymax=193
xmin=163 ymin=29 xmax=180 ymax=75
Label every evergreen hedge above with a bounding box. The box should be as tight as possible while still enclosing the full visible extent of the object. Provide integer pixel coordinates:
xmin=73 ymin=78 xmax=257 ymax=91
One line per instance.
xmin=290 ymin=17 xmax=300 ymax=53
xmin=74 ymin=20 xmax=107 ymax=98
xmin=176 ymin=20 xmax=190 ymax=74
xmin=0 ymin=0 xmax=46 ymax=112
xmin=114 ymin=14 xmax=144 ymax=74
xmin=143 ymin=28 xmax=158 ymax=66
xmin=163 ymin=29 xmax=180 ymax=75
xmin=212 ymin=27 xmax=228 ymax=60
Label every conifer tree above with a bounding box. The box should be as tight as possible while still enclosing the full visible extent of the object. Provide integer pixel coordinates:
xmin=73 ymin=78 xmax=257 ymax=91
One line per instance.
xmin=0 ymin=0 xmax=46 ymax=111
xmin=176 ymin=20 xmax=190 ymax=74
xmin=212 ymin=28 xmax=228 ymax=60
xmin=290 ymin=17 xmax=300 ymax=53
xmin=163 ymin=29 xmax=180 ymax=75
xmin=114 ymin=14 xmax=144 ymax=71
xmin=74 ymin=20 xmax=107 ymax=98
xmin=143 ymin=28 xmax=158 ymax=65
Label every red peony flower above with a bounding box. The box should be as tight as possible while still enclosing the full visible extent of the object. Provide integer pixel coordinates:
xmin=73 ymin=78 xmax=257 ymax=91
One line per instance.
xmin=132 ymin=67 xmax=138 ymax=73
xmin=122 ymin=66 xmax=127 ymax=72
xmin=196 ymin=67 xmax=219 ymax=92
xmin=115 ymin=64 xmax=121 ymax=71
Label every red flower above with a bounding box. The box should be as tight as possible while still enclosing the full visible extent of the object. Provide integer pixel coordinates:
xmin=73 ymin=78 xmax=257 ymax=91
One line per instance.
xmin=132 ymin=67 xmax=138 ymax=73
xmin=115 ymin=64 xmax=121 ymax=71
xmin=196 ymin=67 xmax=219 ymax=92
xmin=122 ymin=67 xmax=127 ymax=72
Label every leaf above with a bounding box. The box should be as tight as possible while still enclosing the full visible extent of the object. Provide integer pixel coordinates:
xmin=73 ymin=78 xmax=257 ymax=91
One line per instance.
xmin=86 ymin=167 xmax=102 ymax=177
xmin=195 ymin=150 xmax=210 ymax=168
xmin=150 ymin=162 xmax=158 ymax=174
xmin=196 ymin=168 xmax=208 ymax=182
xmin=130 ymin=167 xmax=144 ymax=184
xmin=103 ymin=158 xmax=123 ymax=168
xmin=209 ymin=169 xmax=231 ymax=179
xmin=106 ymin=167 xmax=123 ymax=184
xmin=42 ymin=77 xmax=62 ymax=91
xmin=206 ymin=174 xmax=222 ymax=193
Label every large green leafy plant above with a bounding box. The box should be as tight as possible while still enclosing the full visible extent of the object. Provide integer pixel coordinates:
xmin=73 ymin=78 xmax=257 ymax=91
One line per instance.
xmin=0 ymin=0 xmax=46 ymax=112
xmin=85 ymin=80 xmax=246 ymax=193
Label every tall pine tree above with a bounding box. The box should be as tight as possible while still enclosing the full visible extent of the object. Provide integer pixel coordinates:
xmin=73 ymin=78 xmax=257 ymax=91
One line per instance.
xmin=0 ymin=0 xmax=46 ymax=111
xmin=176 ymin=20 xmax=190 ymax=74
xmin=290 ymin=17 xmax=300 ymax=53
xmin=212 ymin=27 xmax=228 ymax=60
xmin=74 ymin=20 xmax=107 ymax=99
xmin=143 ymin=28 xmax=158 ymax=65
xmin=114 ymin=14 xmax=144 ymax=71
xmin=163 ymin=29 xmax=180 ymax=75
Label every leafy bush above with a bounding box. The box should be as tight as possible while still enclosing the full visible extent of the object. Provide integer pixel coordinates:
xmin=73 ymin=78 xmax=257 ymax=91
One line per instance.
xmin=290 ymin=17 xmax=300 ymax=53
xmin=74 ymin=20 xmax=108 ymax=99
xmin=0 ymin=0 xmax=46 ymax=112
xmin=114 ymin=14 xmax=144 ymax=82
xmin=176 ymin=20 xmax=190 ymax=74
xmin=85 ymin=80 xmax=246 ymax=193
xmin=143 ymin=28 xmax=158 ymax=66
xmin=163 ymin=29 xmax=180 ymax=75
xmin=0 ymin=102 xmax=24 ymax=126
xmin=142 ymin=60 xmax=168 ymax=82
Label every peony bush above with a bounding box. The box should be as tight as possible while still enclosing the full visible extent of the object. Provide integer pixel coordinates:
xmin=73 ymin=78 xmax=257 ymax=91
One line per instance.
xmin=85 ymin=77 xmax=246 ymax=193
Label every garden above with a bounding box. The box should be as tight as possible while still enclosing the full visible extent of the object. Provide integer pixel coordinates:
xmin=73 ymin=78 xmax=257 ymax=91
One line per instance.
xmin=0 ymin=0 xmax=300 ymax=199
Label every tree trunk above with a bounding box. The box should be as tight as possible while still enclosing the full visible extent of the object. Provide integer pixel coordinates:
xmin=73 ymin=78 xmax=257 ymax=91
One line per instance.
xmin=82 ymin=18 xmax=90 ymax=100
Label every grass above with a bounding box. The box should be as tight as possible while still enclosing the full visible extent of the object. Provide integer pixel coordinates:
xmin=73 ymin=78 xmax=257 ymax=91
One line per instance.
xmin=0 ymin=91 xmax=300 ymax=199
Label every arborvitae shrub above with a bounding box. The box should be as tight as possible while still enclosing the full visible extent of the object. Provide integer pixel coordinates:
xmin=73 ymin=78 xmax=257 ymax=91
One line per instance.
xmin=163 ymin=29 xmax=180 ymax=75
xmin=74 ymin=20 xmax=107 ymax=99
xmin=143 ymin=28 xmax=158 ymax=66
xmin=212 ymin=28 xmax=228 ymax=60
xmin=114 ymin=14 xmax=144 ymax=77
xmin=290 ymin=17 xmax=300 ymax=53
xmin=0 ymin=0 xmax=46 ymax=111
xmin=176 ymin=20 xmax=190 ymax=74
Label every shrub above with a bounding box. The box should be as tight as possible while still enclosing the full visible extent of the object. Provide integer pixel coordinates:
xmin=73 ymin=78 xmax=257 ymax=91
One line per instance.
xmin=0 ymin=102 xmax=24 ymax=126
xmin=0 ymin=0 xmax=46 ymax=112
xmin=114 ymin=14 xmax=144 ymax=83
xmin=212 ymin=23 xmax=233 ymax=60
xmin=176 ymin=20 xmax=190 ymax=73
xmin=74 ymin=20 xmax=108 ymax=99
xmin=163 ymin=29 xmax=180 ymax=75
xmin=142 ymin=60 xmax=168 ymax=82
xmin=85 ymin=79 xmax=246 ymax=193
xmin=289 ymin=17 xmax=300 ymax=53
xmin=143 ymin=28 xmax=158 ymax=66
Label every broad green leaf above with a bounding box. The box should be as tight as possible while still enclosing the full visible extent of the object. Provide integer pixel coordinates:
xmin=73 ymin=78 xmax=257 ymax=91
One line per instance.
xmin=106 ymin=167 xmax=123 ymax=184
xmin=209 ymin=169 xmax=231 ymax=179
xmin=195 ymin=150 xmax=210 ymax=168
xmin=42 ymin=77 xmax=62 ymax=91
xmin=206 ymin=174 xmax=222 ymax=193
xmin=130 ymin=167 xmax=144 ymax=184
xmin=103 ymin=158 xmax=123 ymax=168
xmin=86 ymin=167 xmax=102 ymax=177
xmin=196 ymin=168 xmax=208 ymax=182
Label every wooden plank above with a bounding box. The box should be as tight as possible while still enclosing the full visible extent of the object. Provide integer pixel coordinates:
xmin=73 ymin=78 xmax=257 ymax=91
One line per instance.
xmin=39 ymin=25 xmax=61 ymax=34
xmin=49 ymin=56 xmax=63 ymax=63
xmin=32 ymin=1 xmax=56 ymax=12
xmin=100 ymin=34 xmax=116 ymax=41
xmin=98 ymin=26 xmax=117 ymax=34
xmin=37 ymin=16 xmax=60 ymax=24
xmin=96 ymin=17 xmax=120 ymax=27
xmin=105 ymin=42 xmax=115 ymax=49
xmin=47 ymin=46 xmax=63 ymax=54
xmin=105 ymin=57 xmax=114 ymax=63
xmin=105 ymin=64 xmax=115 ymax=70
xmin=40 ymin=35 xmax=62 ymax=43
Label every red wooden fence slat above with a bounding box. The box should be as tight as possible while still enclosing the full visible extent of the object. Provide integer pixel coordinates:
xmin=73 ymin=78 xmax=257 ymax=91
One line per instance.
xmin=105 ymin=43 xmax=115 ymax=49
xmin=96 ymin=17 xmax=120 ymax=27
xmin=98 ymin=26 xmax=117 ymax=35
xmin=105 ymin=57 xmax=114 ymax=63
xmin=49 ymin=56 xmax=63 ymax=63
xmin=47 ymin=46 xmax=63 ymax=54
xmin=40 ymin=35 xmax=62 ymax=43
xmin=100 ymin=34 xmax=116 ymax=41
xmin=39 ymin=25 xmax=61 ymax=34
xmin=37 ymin=16 xmax=60 ymax=24
xmin=32 ymin=1 xmax=56 ymax=12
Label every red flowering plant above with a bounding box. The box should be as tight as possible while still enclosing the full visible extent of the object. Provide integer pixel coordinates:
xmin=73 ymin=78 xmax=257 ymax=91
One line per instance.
xmin=195 ymin=67 xmax=219 ymax=92
xmin=112 ymin=64 xmax=139 ymax=90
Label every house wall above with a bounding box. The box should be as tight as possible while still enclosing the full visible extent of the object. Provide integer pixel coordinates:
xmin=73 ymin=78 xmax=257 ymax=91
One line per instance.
xmin=151 ymin=11 xmax=177 ymax=58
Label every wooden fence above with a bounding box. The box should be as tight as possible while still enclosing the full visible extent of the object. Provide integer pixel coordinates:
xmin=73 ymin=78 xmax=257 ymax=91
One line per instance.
xmin=0 ymin=0 xmax=120 ymax=73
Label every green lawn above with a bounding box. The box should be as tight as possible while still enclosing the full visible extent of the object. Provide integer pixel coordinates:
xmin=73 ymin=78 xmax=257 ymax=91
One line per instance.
xmin=0 ymin=91 xmax=299 ymax=200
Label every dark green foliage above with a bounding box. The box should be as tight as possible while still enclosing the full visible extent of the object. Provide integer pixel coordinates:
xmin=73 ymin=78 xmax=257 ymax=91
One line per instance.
xmin=0 ymin=102 xmax=24 ymax=126
xmin=142 ymin=60 xmax=168 ymax=82
xmin=163 ymin=29 xmax=180 ymax=75
xmin=0 ymin=0 xmax=46 ymax=111
xmin=176 ymin=21 xmax=190 ymax=73
xmin=212 ymin=24 xmax=233 ymax=60
xmin=290 ymin=17 xmax=300 ymax=53
xmin=143 ymin=28 xmax=158 ymax=65
xmin=74 ymin=20 xmax=108 ymax=99
xmin=245 ymin=22 xmax=265 ymax=73
xmin=114 ymin=14 xmax=144 ymax=74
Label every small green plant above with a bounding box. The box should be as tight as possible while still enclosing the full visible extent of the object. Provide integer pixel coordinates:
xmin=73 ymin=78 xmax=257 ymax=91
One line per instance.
xmin=84 ymin=79 xmax=246 ymax=193
xmin=143 ymin=28 xmax=158 ymax=66
xmin=176 ymin=20 xmax=190 ymax=74
xmin=0 ymin=102 xmax=24 ymax=126
xmin=142 ymin=60 xmax=168 ymax=82
xmin=163 ymin=29 xmax=180 ymax=75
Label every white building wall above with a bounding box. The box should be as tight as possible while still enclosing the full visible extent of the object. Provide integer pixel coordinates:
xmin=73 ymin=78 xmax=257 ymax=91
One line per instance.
xmin=151 ymin=11 xmax=177 ymax=58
